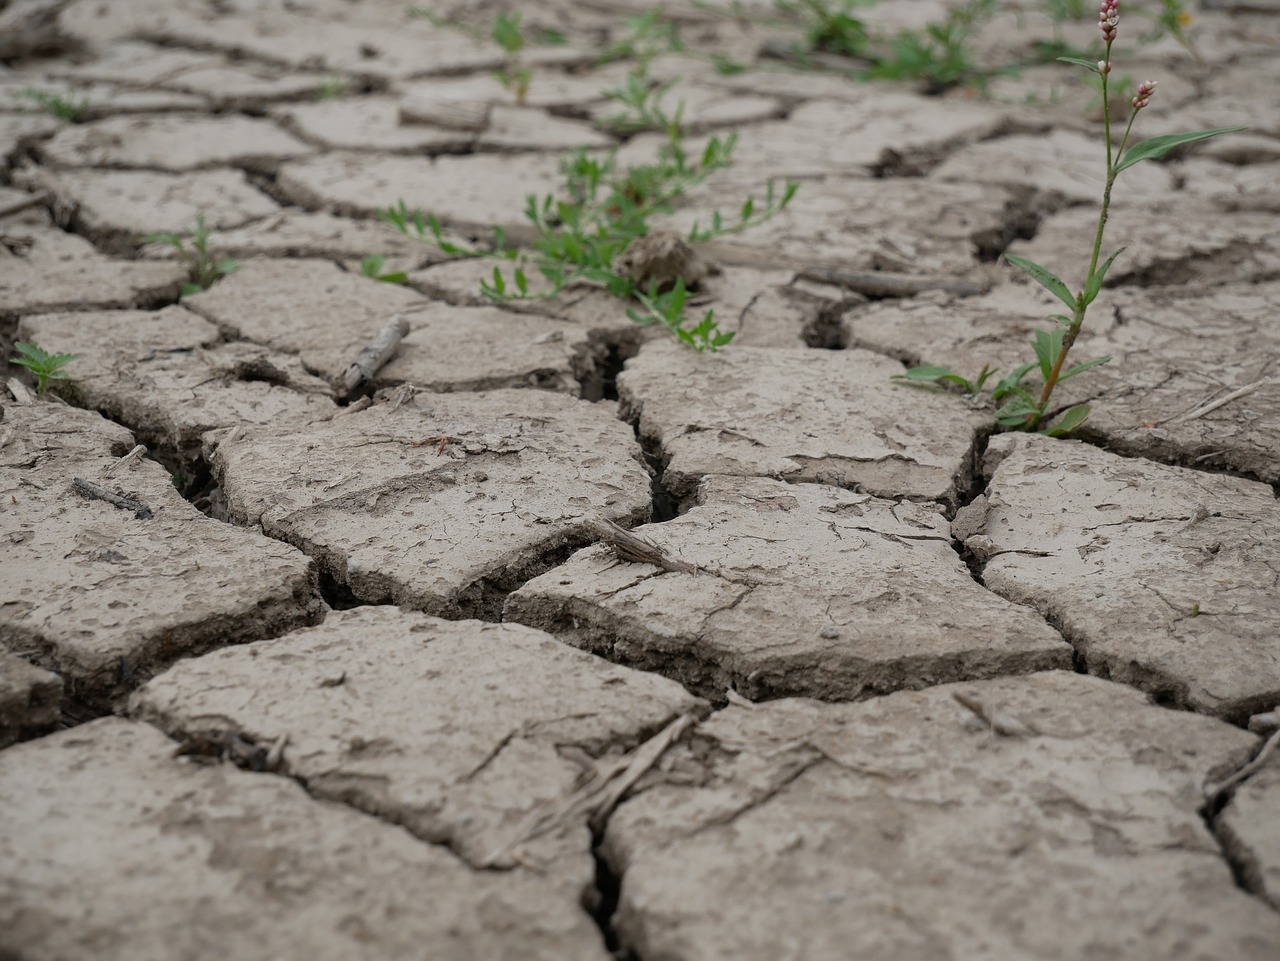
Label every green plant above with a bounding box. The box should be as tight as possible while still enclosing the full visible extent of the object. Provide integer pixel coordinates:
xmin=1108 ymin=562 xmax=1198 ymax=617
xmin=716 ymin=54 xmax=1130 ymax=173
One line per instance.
xmin=143 ymin=215 xmax=240 ymax=297
xmin=359 ymin=254 xmax=408 ymax=285
xmin=12 ymin=87 xmax=89 ymax=122
xmin=10 ymin=342 xmax=78 ymax=393
xmin=380 ymin=127 xmax=797 ymax=351
xmin=315 ymin=75 xmax=351 ymax=100
xmin=865 ymin=0 xmax=998 ymax=91
xmin=894 ymin=0 xmax=1241 ymax=435
xmin=598 ymin=8 xmax=684 ymax=66
xmin=492 ymin=12 xmax=532 ymax=104
xmin=776 ymin=0 xmax=875 ymax=59
xmin=601 ymin=71 xmax=684 ymax=134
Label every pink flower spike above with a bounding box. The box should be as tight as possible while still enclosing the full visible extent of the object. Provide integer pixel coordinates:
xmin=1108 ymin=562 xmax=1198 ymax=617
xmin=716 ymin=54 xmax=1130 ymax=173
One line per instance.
xmin=1099 ymin=0 xmax=1120 ymax=41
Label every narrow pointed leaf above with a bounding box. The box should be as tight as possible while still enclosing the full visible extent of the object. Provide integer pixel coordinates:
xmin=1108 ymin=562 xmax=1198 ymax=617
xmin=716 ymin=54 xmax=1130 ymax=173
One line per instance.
xmin=1116 ymin=127 xmax=1246 ymax=173
xmin=1042 ymin=403 xmax=1091 ymax=437
xmin=1060 ymin=355 xmax=1112 ymax=380
xmin=1057 ymin=56 xmax=1101 ymax=73
xmin=1005 ymin=254 xmax=1076 ymax=310
xmin=1083 ymin=247 xmax=1125 ymax=306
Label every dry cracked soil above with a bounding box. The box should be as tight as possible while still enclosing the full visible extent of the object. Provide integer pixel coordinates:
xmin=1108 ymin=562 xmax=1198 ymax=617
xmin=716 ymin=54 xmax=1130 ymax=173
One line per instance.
xmin=2 ymin=0 xmax=1279 ymax=959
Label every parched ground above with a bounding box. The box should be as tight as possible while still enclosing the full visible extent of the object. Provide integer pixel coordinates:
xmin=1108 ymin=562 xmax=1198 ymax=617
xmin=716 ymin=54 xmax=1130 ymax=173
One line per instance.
xmin=2 ymin=0 xmax=1279 ymax=958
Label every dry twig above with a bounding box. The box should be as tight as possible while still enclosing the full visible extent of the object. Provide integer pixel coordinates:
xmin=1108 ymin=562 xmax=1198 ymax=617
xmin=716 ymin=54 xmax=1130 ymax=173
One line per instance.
xmin=72 ymin=477 xmax=153 ymax=519
xmin=952 ymin=691 xmax=1040 ymax=737
xmin=338 ymin=315 xmax=411 ymax=398
xmin=1204 ymin=726 xmax=1280 ymax=804
xmin=587 ymin=516 xmax=700 ymax=574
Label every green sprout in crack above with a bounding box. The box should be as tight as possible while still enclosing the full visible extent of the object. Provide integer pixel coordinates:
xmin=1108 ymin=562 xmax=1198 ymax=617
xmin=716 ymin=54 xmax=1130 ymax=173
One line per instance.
xmin=379 ymin=127 xmax=798 ymax=352
xmin=12 ymin=87 xmax=90 ymax=123
xmin=893 ymin=0 xmax=1241 ymax=436
xmin=143 ymin=215 xmax=240 ymax=297
xmin=10 ymin=342 xmax=78 ymax=394
xmin=359 ymin=254 xmax=409 ymax=285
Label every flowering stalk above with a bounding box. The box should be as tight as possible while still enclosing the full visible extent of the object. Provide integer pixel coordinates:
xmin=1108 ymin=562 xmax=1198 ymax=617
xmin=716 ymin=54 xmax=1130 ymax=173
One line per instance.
xmin=893 ymin=0 xmax=1243 ymax=437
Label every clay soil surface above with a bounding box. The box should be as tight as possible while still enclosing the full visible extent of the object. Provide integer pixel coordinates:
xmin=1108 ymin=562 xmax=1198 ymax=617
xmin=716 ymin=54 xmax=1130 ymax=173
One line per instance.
xmin=2 ymin=1 xmax=1279 ymax=958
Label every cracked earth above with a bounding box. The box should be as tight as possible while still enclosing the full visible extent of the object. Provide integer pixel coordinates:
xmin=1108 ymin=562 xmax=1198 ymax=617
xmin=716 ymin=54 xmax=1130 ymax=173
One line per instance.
xmin=2 ymin=0 xmax=1279 ymax=958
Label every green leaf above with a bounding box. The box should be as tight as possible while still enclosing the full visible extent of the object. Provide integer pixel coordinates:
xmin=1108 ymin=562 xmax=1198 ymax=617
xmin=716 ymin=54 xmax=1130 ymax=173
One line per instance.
xmin=491 ymin=266 xmax=506 ymax=296
xmin=1082 ymin=247 xmax=1125 ymax=306
xmin=992 ymin=362 xmax=1037 ymax=401
xmin=1031 ymin=328 xmax=1065 ymax=382
xmin=1057 ymin=56 xmax=1101 ymax=73
xmin=514 ymin=268 xmax=528 ymax=295
xmin=994 ymin=396 xmax=1038 ymax=426
xmin=890 ymin=365 xmax=977 ymax=393
xmin=179 ymin=282 xmax=205 ymax=297
xmin=1042 ymin=403 xmax=1091 ymax=437
xmin=1005 ymin=254 xmax=1076 ymax=310
xmin=1116 ymin=127 xmax=1246 ymax=174
xmin=1059 ymin=355 xmax=1111 ymax=380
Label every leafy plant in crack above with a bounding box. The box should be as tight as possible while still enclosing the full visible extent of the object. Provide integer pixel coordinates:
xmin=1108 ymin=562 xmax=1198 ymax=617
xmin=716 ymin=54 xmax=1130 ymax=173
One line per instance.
xmin=597 ymin=8 xmax=684 ymax=66
xmin=12 ymin=87 xmax=89 ymax=122
xmin=775 ymin=0 xmax=875 ymax=60
xmin=865 ymin=0 xmax=1000 ymax=92
xmin=359 ymin=254 xmax=408 ymax=285
xmin=10 ymin=342 xmax=78 ymax=394
xmin=492 ymin=12 xmax=533 ymax=105
xmin=143 ymin=215 xmax=240 ymax=297
xmin=379 ymin=127 xmax=798 ymax=351
xmin=315 ymin=75 xmax=351 ymax=100
xmin=894 ymin=0 xmax=1242 ymax=436
xmin=601 ymin=69 xmax=684 ymax=135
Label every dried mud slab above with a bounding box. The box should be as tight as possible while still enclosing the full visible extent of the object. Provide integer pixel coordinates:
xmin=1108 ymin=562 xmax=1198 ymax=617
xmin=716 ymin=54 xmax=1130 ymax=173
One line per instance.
xmin=932 ymin=128 xmax=1176 ymax=204
xmin=0 ymin=652 xmax=60 ymax=748
xmin=275 ymin=151 xmax=563 ymax=243
xmin=412 ymin=258 xmax=813 ymax=349
xmin=12 ymin=166 xmax=278 ymax=244
xmin=144 ymin=9 xmax=586 ymax=81
xmin=0 ymin=403 xmax=321 ymax=710
xmin=622 ymin=93 xmax=1006 ymax=179
xmin=1009 ymin=196 xmax=1280 ymax=288
xmin=587 ymin=83 xmax=783 ymax=133
xmin=955 ymin=433 xmax=1280 ymax=723
xmin=186 ymin=258 xmax=589 ymax=391
xmin=18 ymin=307 xmax=338 ymax=454
xmin=602 ymin=672 xmax=1279 ymax=961
xmin=204 ymin=389 xmax=651 ymax=617
xmin=662 ymin=176 xmax=1017 ymax=276
xmin=36 ymin=114 xmax=313 ymax=171
xmin=145 ymin=208 xmax=446 ymax=265
xmin=0 ymin=718 xmax=608 ymax=961
xmin=845 ymin=282 xmax=1280 ymax=483
xmin=1216 ymin=761 xmax=1280 ymax=911
xmin=132 ymin=606 xmax=704 ymax=891
xmin=0 ymin=113 xmax=61 ymax=158
xmin=618 ymin=342 xmax=992 ymax=507
xmin=507 ymin=476 xmax=1069 ymax=701
xmin=0 ymin=218 xmax=183 ymax=318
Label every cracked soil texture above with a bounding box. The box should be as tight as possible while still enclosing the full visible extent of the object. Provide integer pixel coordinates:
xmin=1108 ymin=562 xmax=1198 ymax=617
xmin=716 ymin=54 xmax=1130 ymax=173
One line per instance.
xmin=2 ymin=0 xmax=1279 ymax=958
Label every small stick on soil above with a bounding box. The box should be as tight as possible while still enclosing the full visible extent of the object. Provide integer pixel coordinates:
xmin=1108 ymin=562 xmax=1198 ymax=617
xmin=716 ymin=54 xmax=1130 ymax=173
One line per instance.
xmin=478 ymin=712 xmax=698 ymax=868
xmin=1204 ymin=726 xmax=1280 ymax=804
xmin=952 ymin=691 xmax=1040 ymax=737
xmin=5 ymin=379 xmax=36 ymax=405
xmin=102 ymin=444 xmax=147 ymax=477
xmin=798 ymin=267 xmax=990 ymax=299
xmin=0 ymin=190 xmax=52 ymax=220
xmin=1166 ymin=377 xmax=1277 ymax=426
xmin=338 ymin=315 xmax=411 ymax=398
xmin=587 ymin=516 xmax=700 ymax=574
xmin=72 ymin=477 xmax=153 ymax=519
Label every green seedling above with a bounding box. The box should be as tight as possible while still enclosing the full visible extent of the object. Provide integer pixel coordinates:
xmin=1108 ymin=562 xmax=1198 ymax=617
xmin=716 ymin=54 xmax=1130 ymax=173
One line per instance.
xmin=602 ymin=71 xmax=684 ymax=134
xmin=359 ymin=254 xmax=409 ymax=285
xmin=315 ymin=75 xmax=351 ymax=100
xmin=894 ymin=0 xmax=1241 ymax=436
xmin=10 ymin=342 xmax=78 ymax=394
xmin=776 ymin=0 xmax=875 ymax=59
xmin=143 ymin=215 xmax=240 ymax=297
xmin=12 ymin=87 xmax=89 ymax=122
xmin=598 ymin=8 xmax=684 ymax=66
xmin=492 ymin=12 xmax=532 ymax=104
xmin=380 ymin=122 xmax=798 ymax=351
xmin=865 ymin=0 xmax=998 ymax=91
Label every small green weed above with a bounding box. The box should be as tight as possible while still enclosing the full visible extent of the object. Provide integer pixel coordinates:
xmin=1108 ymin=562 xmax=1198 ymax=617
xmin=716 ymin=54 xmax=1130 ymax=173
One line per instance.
xmin=12 ymin=87 xmax=89 ymax=123
xmin=143 ymin=215 xmax=240 ymax=297
xmin=380 ymin=126 xmax=798 ymax=351
xmin=776 ymin=0 xmax=874 ymax=59
xmin=598 ymin=9 xmax=684 ymax=66
xmin=894 ymin=0 xmax=1241 ymax=435
xmin=492 ymin=12 xmax=532 ymax=104
xmin=10 ymin=342 xmax=78 ymax=393
xmin=315 ymin=75 xmax=351 ymax=100
xmin=359 ymin=255 xmax=408 ymax=285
